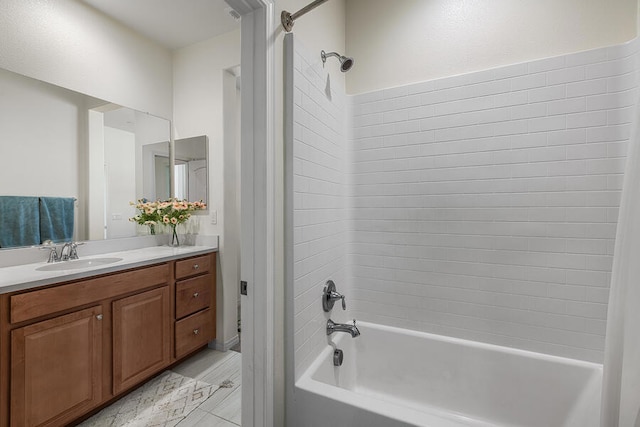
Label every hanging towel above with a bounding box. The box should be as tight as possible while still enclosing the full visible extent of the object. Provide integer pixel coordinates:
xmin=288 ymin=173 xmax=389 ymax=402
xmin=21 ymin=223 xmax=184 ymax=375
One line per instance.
xmin=39 ymin=197 xmax=75 ymax=243
xmin=0 ymin=196 xmax=40 ymax=248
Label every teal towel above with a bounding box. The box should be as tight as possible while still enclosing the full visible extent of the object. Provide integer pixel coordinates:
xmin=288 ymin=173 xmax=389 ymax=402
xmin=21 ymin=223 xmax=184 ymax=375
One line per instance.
xmin=0 ymin=196 xmax=40 ymax=248
xmin=39 ymin=197 xmax=75 ymax=243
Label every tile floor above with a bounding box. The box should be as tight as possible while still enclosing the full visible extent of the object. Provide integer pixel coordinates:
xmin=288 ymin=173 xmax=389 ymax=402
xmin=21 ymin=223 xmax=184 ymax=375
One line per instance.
xmin=172 ymin=349 xmax=242 ymax=426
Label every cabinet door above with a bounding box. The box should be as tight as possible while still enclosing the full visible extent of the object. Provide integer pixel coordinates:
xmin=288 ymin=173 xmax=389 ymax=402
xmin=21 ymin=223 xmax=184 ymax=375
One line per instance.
xmin=112 ymin=286 xmax=170 ymax=394
xmin=11 ymin=306 xmax=103 ymax=427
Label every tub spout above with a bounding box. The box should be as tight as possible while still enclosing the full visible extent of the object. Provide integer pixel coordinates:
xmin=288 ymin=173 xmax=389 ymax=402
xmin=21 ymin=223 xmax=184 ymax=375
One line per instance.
xmin=327 ymin=319 xmax=360 ymax=337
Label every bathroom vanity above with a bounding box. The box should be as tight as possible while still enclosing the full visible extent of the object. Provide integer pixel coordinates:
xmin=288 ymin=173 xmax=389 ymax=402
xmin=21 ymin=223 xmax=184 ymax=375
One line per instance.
xmin=0 ymin=247 xmax=217 ymax=427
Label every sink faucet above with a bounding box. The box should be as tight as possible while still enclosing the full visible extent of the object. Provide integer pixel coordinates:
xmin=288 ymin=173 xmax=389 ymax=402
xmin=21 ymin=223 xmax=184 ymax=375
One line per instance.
xmin=40 ymin=245 xmax=60 ymax=263
xmin=326 ymin=319 xmax=360 ymax=338
xmin=59 ymin=242 xmax=80 ymax=261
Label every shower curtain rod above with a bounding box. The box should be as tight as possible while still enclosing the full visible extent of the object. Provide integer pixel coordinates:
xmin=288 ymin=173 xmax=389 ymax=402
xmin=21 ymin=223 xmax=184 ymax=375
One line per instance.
xmin=281 ymin=0 xmax=330 ymax=32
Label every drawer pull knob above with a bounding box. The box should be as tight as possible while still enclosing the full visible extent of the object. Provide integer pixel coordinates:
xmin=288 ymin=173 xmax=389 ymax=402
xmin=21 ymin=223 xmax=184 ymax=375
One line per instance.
xmin=193 ymin=292 xmax=199 ymax=298
xmin=193 ymin=264 xmax=199 ymax=270
xmin=96 ymin=314 xmax=103 ymax=321
xmin=193 ymin=328 xmax=200 ymax=335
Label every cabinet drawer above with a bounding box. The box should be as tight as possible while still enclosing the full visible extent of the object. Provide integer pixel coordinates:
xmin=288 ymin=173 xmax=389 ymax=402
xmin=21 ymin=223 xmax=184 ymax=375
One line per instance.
xmin=175 ymin=255 xmax=211 ymax=279
xmin=176 ymin=274 xmax=212 ymax=319
xmin=175 ymin=309 xmax=214 ymax=359
xmin=11 ymin=264 xmax=170 ymax=324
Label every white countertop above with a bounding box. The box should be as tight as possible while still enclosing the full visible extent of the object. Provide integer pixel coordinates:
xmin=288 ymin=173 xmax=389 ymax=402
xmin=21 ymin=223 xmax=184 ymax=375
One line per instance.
xmin=0 ymin=244 xmax=218 ymax=294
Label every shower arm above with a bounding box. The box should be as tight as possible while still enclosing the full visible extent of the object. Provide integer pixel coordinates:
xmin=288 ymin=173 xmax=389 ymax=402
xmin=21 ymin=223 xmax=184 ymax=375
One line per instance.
xmin=321 ymin=51 xmax=340 ymax=62
xmin=282 ymin=0 xmax=330 ymax=32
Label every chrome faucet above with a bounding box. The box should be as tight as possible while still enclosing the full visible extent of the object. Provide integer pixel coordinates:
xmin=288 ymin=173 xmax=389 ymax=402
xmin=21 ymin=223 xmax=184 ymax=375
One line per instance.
xmin=59 ymin=242 xmax=80 ymax=261
xmin=326 ymin=319 xmax=360 ymax=338
xmin=40 ymin=245 xmax=60 ymax=263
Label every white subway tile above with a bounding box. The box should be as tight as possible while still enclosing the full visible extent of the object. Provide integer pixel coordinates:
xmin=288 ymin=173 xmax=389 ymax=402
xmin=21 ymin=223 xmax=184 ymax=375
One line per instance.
xmin=529 ymin=85 xmax=567 ymax=103
xmin=528 ymin=116 xmax=566 ymax=133
xmin=566 ymin=143 xmax=608 ymax=160
xmin=586 ymin=56 xmax=635 ymax=79
xmin=587 ymin=90 xmax=637 ymax=111
xmin=607 ymin=72 xmax=637 ymax=93
xmin=565 ymin=48 xmax=609 ymax=67
xmin=547 ymin=129 xmax=586 ymax=146
xmin=493 ymin=63 xmax=529 ymax=79
xmin=566 ymin=79 xmax=607 ymax=98
xmin=566 ymin=111 xmax=608 ymax=129
xmin=608 ymin=106 xmax=635 ymax=125
xmin=565 ymin=301 xmax=608 ymax=319
xmin=511 ymin=73 xmax=547 ymax=91
xmin=529 ymin=56 xmax=566 ymax=73
xmin=586 ymin=158 xmax=627 ymax=174
xmin=510 ymin=103 xmax=547 ymax=120
xmin=547 ymin=98 xmax=586 ymax=116
xmin=494 ymin=90 xmax=529 ymax=107
xmin=586 ymin=125 xmax=632 ymax=143
xmin=546 ymin=66 xmax=586 ymax=86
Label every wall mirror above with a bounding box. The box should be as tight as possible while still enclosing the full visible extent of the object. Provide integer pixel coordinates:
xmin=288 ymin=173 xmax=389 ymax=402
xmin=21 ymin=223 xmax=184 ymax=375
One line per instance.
xmin=0 ymin=66 xmax=172 ymax=247
xmin=173 ymin=135 xmax=208 ymax=205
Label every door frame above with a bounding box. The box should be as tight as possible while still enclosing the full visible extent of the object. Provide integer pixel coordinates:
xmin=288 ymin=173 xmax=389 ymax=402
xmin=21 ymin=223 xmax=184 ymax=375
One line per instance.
xmin=224 ymin=0 xmax=276 ymax=426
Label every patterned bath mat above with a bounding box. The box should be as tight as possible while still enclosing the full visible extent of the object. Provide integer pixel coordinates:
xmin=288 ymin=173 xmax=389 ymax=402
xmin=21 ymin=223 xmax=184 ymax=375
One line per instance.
xmin=79 ymin=371 xmax=217 ymax=427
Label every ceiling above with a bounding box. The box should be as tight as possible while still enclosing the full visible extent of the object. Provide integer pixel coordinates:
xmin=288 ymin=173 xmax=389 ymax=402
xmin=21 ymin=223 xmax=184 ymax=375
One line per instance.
xmin=81 ymin=0 xmax=240 ymax=50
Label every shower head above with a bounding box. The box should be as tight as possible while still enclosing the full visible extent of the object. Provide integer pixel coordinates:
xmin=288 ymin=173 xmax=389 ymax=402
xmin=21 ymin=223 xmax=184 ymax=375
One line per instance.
xmin=321 ymin=50 xmax=354 ymax=72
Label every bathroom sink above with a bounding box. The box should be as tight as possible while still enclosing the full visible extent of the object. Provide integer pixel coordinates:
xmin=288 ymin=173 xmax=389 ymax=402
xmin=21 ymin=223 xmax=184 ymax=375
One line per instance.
xmin=36 ymin=257 xmax=123 ymax=272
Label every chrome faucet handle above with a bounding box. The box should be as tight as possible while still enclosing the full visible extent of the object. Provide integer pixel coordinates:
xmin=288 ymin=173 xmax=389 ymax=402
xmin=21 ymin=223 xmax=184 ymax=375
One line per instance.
xmin=39 ymin=245 xmax=59 ymax=263
xmin=323 ymin=280 xmax=346 ymax=312
xmin=68 ymin=242 xmax=84 ymax=260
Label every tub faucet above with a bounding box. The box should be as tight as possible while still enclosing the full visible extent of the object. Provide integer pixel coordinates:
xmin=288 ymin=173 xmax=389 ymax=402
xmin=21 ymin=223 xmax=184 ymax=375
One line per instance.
xmin=327 ymin=319 xmax=360 ymax=338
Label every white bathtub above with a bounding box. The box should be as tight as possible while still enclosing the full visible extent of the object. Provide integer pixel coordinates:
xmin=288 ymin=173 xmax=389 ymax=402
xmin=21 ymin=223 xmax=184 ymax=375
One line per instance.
xmin=295 ymin=322 xmax=602 ymax=427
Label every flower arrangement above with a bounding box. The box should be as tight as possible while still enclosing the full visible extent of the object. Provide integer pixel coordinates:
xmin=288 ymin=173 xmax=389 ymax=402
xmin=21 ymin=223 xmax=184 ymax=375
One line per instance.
xmin=130 ymin=198 xmax=207 ymax=245
xmin=129 ymin=199 xmax=162 ymax=235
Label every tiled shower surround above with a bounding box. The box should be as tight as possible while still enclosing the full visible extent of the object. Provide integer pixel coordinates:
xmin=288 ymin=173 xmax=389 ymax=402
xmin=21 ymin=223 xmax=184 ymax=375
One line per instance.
xmin=288 ymin=36 xmax=349 ymax=377
xmin=290 ymin=36 xmax=638 ymax=374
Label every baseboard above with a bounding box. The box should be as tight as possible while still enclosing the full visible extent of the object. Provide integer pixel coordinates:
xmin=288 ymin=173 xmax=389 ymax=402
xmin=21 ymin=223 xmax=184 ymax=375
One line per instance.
xmin=209 ymin=334 xmax=239 ymax=352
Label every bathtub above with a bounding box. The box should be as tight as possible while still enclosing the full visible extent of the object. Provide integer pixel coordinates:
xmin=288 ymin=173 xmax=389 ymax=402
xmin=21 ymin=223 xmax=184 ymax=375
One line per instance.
xmin=295 ymin=322 xmax=602 ymax=427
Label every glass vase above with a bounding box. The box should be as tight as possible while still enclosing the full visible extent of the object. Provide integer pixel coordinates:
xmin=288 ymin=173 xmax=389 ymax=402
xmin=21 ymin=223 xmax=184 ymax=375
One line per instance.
xmin=149 ymin=224 xmax=156 ymax=235
xmin=170 ymin=225 xmax=179 ymax=247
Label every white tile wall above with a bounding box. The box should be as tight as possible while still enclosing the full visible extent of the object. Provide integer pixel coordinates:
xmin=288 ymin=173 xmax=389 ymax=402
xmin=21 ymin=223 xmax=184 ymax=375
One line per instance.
xmin=349 ymin=41 xmax=638 ymax=363
xmin=290 ymin=37 xmax=349 ymax=378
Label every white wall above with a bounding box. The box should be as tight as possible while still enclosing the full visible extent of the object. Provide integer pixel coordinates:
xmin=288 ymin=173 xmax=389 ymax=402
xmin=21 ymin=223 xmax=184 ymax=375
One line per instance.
xmin=0 ymin=0 xmax=173 ymax=119
xmin=172 ymin=29 xmax=241 ymax=349
xmin=349 ymin=41 xmax=636 ymax=363
xmin=0 ymin=68 xmax=82 ymax=200
xmin=104 ymin=127 xmax=136 ymax=239
xmin=346 ymin=0 xmax=638 ymax=94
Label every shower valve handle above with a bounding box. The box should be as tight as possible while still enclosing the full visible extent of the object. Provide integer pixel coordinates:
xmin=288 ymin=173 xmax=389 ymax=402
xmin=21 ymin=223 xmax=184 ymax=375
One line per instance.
xmin=323 ymin=280 xmax=346 ymax=312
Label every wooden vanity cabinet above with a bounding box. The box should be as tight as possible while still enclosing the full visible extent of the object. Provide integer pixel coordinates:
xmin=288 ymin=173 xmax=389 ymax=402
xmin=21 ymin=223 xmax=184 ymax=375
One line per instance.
xmin=174 ymin=254 xmax=216 ymax=359
xmin=112 ymin=286 xmax=171 ymax=395
xmin=0 ymin=251 xmax=217 ymax=427
xmin=10 ymin=306 xmax=103 ymax=427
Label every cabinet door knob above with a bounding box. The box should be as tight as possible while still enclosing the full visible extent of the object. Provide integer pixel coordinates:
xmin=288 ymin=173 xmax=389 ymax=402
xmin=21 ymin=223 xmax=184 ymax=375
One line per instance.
xmin=96 ymin=314 xmax=103 ymax=321
xmin=193 ymin=328 xmax=200 ymax=335
xmin=193 ymin=264 xmax=199 ymax=270
xmin=193 ymin=292 xmax=199 ymax=298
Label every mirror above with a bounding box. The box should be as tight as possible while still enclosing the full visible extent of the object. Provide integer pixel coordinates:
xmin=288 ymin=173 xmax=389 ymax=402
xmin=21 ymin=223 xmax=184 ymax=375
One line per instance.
xmin=0 ymin=66 xmax=172 ymax=247
xmin=174 ymin=136 xmax=209 ymax=205
xmin=142 ymin=135 xmax=208 ymax=207
xmin=89 ymin=105 xmax=171 ymax=240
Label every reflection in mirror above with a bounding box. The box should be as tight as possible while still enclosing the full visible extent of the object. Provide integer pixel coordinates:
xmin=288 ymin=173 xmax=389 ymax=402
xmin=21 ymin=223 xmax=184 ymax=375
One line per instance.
xmin=89 ymin=106 xmax=170 ymax=240
xmin=0 ymin=66 xmax=171 ymax=248
xmin=174 ymin=136 xmax=208 ymax=206
xmin=143 ymin=142 xmax=171 ymax=201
